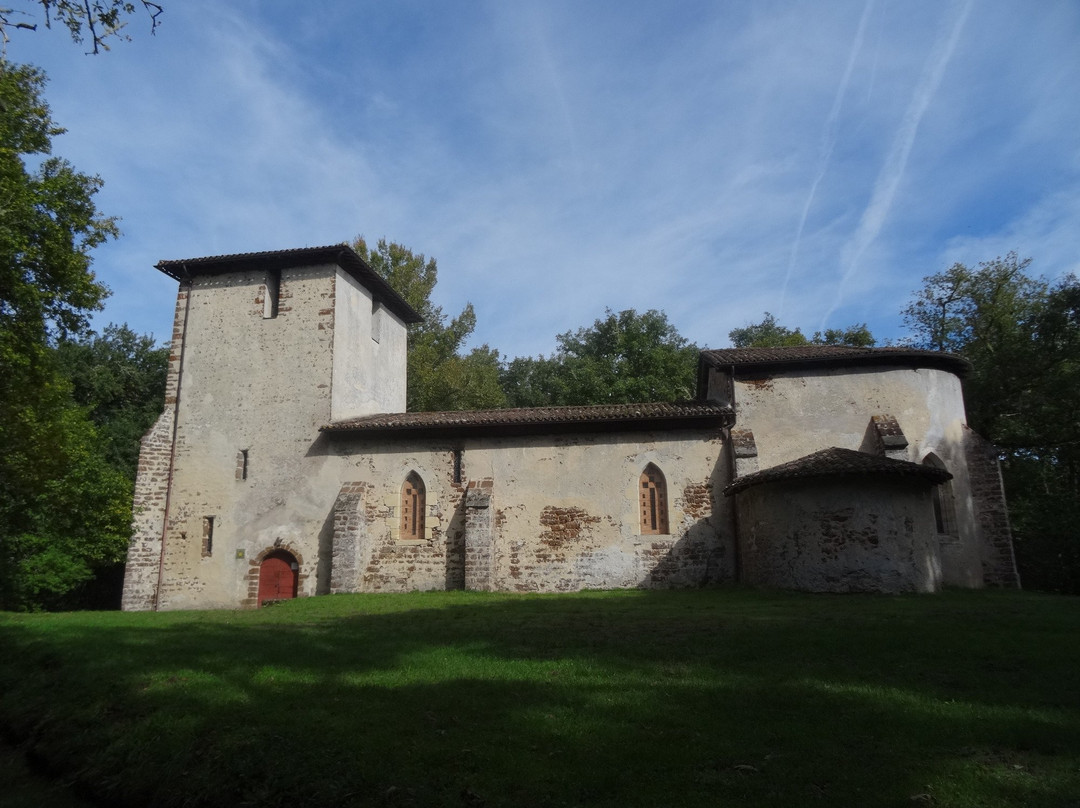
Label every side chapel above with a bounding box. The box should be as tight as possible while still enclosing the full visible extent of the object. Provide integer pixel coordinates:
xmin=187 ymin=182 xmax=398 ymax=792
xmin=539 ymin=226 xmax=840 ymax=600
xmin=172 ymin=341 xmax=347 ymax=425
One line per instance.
xmin=122 ymin=246 xmax=1019 ymax=610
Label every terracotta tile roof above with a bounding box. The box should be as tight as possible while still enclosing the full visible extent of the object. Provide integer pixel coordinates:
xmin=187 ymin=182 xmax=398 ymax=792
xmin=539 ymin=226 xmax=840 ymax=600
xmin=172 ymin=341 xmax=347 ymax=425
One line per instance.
xmin=701 ymin=345 xmax=970 ymax=375
xmin=155 ymin=245 xmax=422 ymax=324
xmin=323 ymin=401 xmax=733 ymax=437
xmin=724 ymin=447 xmax=951 ymax=495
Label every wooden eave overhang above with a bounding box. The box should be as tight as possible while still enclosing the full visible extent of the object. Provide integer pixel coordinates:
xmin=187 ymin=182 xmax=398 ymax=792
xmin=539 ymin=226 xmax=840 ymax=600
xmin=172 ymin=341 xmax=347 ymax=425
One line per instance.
xmin=155 ymin=245 xmax=422 ymax=324
xmin=724 ymin=446 xmax=952 ymax=496
xmin=321 ymin=402 xmax=734 ymax=440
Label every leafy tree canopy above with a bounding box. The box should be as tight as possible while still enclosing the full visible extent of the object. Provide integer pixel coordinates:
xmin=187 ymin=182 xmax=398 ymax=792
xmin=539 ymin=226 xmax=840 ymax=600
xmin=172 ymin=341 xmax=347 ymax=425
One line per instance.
xmin=902 ymin=253 xmax=1059 ymax=446
xmin=352 ymin=236 xmax=505 ymax=412
xmin=0 ymin=60 xmax=116 ymax=352
xmin=1 ymin=1 xmax=162 ymax=53
xmin=55 ymin=323 xmax=168 ymax=477
xmin=0 ymin=60 xmax=131 ymax=610
xmin=502 ymin=309 xmax=699 ymax=407
xmin=728 ymin=312 xmax=875 ymax=348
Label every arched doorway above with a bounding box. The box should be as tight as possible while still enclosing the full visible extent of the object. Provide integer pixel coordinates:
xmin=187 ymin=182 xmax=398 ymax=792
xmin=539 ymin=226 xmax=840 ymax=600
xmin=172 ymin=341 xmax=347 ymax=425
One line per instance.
xmin=258 ymin=550 xmax=298 ymax=606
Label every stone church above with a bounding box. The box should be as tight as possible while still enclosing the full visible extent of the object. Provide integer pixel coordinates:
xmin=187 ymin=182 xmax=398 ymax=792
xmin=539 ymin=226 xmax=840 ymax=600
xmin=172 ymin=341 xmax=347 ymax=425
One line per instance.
xmin=121 ymin=245 xmax=1019 ymax=611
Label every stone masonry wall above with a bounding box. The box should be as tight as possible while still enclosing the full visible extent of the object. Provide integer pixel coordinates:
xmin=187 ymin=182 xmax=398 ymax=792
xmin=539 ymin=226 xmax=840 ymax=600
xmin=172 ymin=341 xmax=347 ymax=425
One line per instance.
xmin=329 ymin=481 xmax=369 ymax=594
xmin=735 ymin=475 xmax=943 ymax=593
xmin=320 ymin=430 xmax=729 ymax=597
xmin=964 ymin=427 xmax=1020 ymax=587
xmin=154 ymin=266 xmax=341 ymax=610
xmin=480 ymin=431 xmax=729 ymax=592
xmin=464 ymin=479 xmax=494 ymax=591
xmin=122 ymin=283 xmax=189 ymax=611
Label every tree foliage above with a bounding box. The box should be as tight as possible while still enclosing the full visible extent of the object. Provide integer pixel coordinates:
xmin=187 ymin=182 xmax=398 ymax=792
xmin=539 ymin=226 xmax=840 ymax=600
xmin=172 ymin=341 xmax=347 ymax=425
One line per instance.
xmin=903 ymin=253 xmax=1080 ymax=593
xmin=352 ymin=237 xmax=505 ymax=412
xmin=55 ymin=323 xmax=168 ymax=476
xmin=728 ymin=312 xmax=875 ymax=348
xmin=501 ymin=309 xmax=699 ymax=407
xmin=1 ymin=61 xmax=116 ymax=348
xmin=1 ymin=1 xmax=162 ymax=53
xmin=0 ymin=61 xmax=132 ymax=610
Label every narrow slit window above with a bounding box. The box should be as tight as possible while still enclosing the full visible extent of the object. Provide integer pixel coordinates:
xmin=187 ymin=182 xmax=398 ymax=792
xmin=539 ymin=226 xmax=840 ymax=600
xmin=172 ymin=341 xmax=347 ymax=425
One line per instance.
xmin=371 ymin=299 xmax=383 ymax=342
xmin=263 ymin=269 xmax=280 ymax=319
xmin=236 ymin=449 xmax=249 ymax=481
xmin=639 ymin=464 xmax=669 ymax=535
xmin=452 ymin=448 xmax=463 ymax=484
xmin=202 ymin=516 xmax=215 ymax=557
xmin=401 ymin=472 xmax=426 ymax=541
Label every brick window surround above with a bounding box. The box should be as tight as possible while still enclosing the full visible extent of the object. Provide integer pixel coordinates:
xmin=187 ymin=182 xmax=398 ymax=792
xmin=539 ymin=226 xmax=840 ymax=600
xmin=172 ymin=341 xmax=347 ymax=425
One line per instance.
xmin=639 ymin=464 xmax=669 ymax=535
xmin=401 ymin=472 xmax=426 ymax=540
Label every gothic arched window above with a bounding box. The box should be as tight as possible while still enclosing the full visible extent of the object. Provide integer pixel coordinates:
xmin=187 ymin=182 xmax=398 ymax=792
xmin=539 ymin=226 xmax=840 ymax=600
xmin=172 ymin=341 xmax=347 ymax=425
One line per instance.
xmin=639 ymin=464 xmax=669 ymax=535
xmin=401 ymin=472 xmax=426 ymax=540
xmin=923 ymin=454 xmax=957 ymax=537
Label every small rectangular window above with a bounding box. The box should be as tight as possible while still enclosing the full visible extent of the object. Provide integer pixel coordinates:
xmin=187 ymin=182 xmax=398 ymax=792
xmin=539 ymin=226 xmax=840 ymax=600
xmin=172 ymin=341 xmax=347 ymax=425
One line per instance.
xmin=202 ymin=516 xmax=215 ymax=557
xmin=452 ymin=448 xmax=463 ymax=484
xmin=236 ymin=449 xmax=249 ymax=481
xmin=263 ymin=269 xmax=280 ymax=319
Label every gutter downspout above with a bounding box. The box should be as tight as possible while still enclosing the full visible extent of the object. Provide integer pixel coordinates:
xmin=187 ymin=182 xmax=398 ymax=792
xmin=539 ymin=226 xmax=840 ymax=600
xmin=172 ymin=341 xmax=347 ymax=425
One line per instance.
xmin=726 ymin=364 xmax=743 ymax=583
xmin=153 ymin=266 xmax=193 ymax=610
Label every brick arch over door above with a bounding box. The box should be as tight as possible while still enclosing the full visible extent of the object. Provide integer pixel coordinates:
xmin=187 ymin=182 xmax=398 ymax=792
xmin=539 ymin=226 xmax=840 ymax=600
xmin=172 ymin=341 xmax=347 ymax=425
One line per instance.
xmin=243 ymin=544 xmax=307 ymax=608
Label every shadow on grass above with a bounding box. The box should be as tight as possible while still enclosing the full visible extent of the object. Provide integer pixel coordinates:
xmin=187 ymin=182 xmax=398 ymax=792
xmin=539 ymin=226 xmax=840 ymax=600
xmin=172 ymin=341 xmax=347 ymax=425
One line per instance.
xmin=0 ymin=589 xmax=1078 ymax=807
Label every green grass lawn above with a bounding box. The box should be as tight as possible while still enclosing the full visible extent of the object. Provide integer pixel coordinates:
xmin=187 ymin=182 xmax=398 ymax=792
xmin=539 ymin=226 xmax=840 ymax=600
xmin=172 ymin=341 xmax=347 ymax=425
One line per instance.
xmin=0 ymin=589 xmax=1077 ymax=807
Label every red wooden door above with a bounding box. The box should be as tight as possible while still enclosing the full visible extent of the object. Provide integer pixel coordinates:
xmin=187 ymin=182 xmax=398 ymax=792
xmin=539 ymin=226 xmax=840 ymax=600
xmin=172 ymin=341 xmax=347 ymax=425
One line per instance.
xmin=258 ymin=552 xmax=297 ymax=606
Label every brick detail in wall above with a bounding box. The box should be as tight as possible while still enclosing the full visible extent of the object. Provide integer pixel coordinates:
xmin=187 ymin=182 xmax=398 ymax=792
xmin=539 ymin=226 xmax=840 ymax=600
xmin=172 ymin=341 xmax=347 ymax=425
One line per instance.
xmin=122 ymin=284 xmax=189 ymax=612
xmin=464 ymin=479 xmax=494 ymax=591
xmin=964 ymin=427 xmax=1020 ymax=588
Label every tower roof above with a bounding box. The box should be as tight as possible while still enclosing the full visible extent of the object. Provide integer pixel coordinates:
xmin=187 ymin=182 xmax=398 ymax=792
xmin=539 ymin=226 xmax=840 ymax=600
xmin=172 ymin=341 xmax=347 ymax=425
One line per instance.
xmin=155 ymin=245 xmax=423 ymax=324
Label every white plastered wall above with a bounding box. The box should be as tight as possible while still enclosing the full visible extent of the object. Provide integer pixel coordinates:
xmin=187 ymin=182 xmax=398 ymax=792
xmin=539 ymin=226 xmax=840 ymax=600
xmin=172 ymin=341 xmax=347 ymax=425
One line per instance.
xmin=331 ymin=268 xmax=407 ymax=420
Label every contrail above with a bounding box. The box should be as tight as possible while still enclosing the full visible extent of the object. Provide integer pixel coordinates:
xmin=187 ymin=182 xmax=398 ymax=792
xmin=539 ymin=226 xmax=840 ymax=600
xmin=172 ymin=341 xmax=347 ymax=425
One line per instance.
xmin=780 ymin=0 xmax=875 ymax=318
xmin=820 ymin=0 xmax=972 ymax=330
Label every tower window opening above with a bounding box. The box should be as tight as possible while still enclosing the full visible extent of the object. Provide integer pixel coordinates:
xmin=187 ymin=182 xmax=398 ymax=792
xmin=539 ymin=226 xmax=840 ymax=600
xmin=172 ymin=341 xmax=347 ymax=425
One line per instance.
xmin=263 ymin=269 xmax=280 ymax=319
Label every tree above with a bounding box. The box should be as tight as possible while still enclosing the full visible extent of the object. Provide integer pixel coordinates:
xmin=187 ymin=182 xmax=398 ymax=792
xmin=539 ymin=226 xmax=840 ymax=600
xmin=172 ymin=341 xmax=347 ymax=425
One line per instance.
xmin=502 ymin=309 xmax=699 ymax=407
xmin=729 ymin=312 xmax=875 ymax=348
xmin=351 ymin=236 xmax=505 ymax=412
xmin=55 ymin=323 xmax=168 ymax=477
xmin=0 ymin=61 xmax=116 ymax=348
xmin=902 ymin=253 xmax=1049 ymax=444
xmin=1 ymin=1 xmax=162 ymax=53
xmin=903 ymin=254 xmax=1080 ymax=593
xmin=0 ymin=392 xmax=132 ymax=610
xmin=0 ymin=61 xmax=129 ymax=610
xmin=812 ymin=323 xmax=875 ymax=347
xmin=728 ymin=313 xmax=809 ymax=348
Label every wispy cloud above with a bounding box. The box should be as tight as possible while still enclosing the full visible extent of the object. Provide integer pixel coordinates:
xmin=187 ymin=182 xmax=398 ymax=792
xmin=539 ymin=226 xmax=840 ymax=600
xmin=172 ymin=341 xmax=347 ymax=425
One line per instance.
xmin=822 ymin=0 xmax=973 ymax=329
xmin=8 ymin=1 xmax=1078 ymax=355
xmin=780 ymin=0 xmax=876 ymax=318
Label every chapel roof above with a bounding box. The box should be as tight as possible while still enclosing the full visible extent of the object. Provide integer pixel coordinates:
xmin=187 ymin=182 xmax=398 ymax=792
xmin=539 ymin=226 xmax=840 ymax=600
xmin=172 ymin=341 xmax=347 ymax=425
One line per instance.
xmin=701 ymin=345 xmax=970 ymax=376
xmin=723 ymin=446 xmax=952 ymax=495
xmin=323 ymin=401 xmax=733 ymax=438
xmin=155 ymin=245 xmax=423 ymax=324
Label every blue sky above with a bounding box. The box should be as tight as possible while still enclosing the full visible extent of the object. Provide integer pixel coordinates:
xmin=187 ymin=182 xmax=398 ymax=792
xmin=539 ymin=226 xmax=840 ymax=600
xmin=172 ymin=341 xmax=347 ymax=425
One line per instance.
xmin=9 ymin=0 xmax=1080 ymax=357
